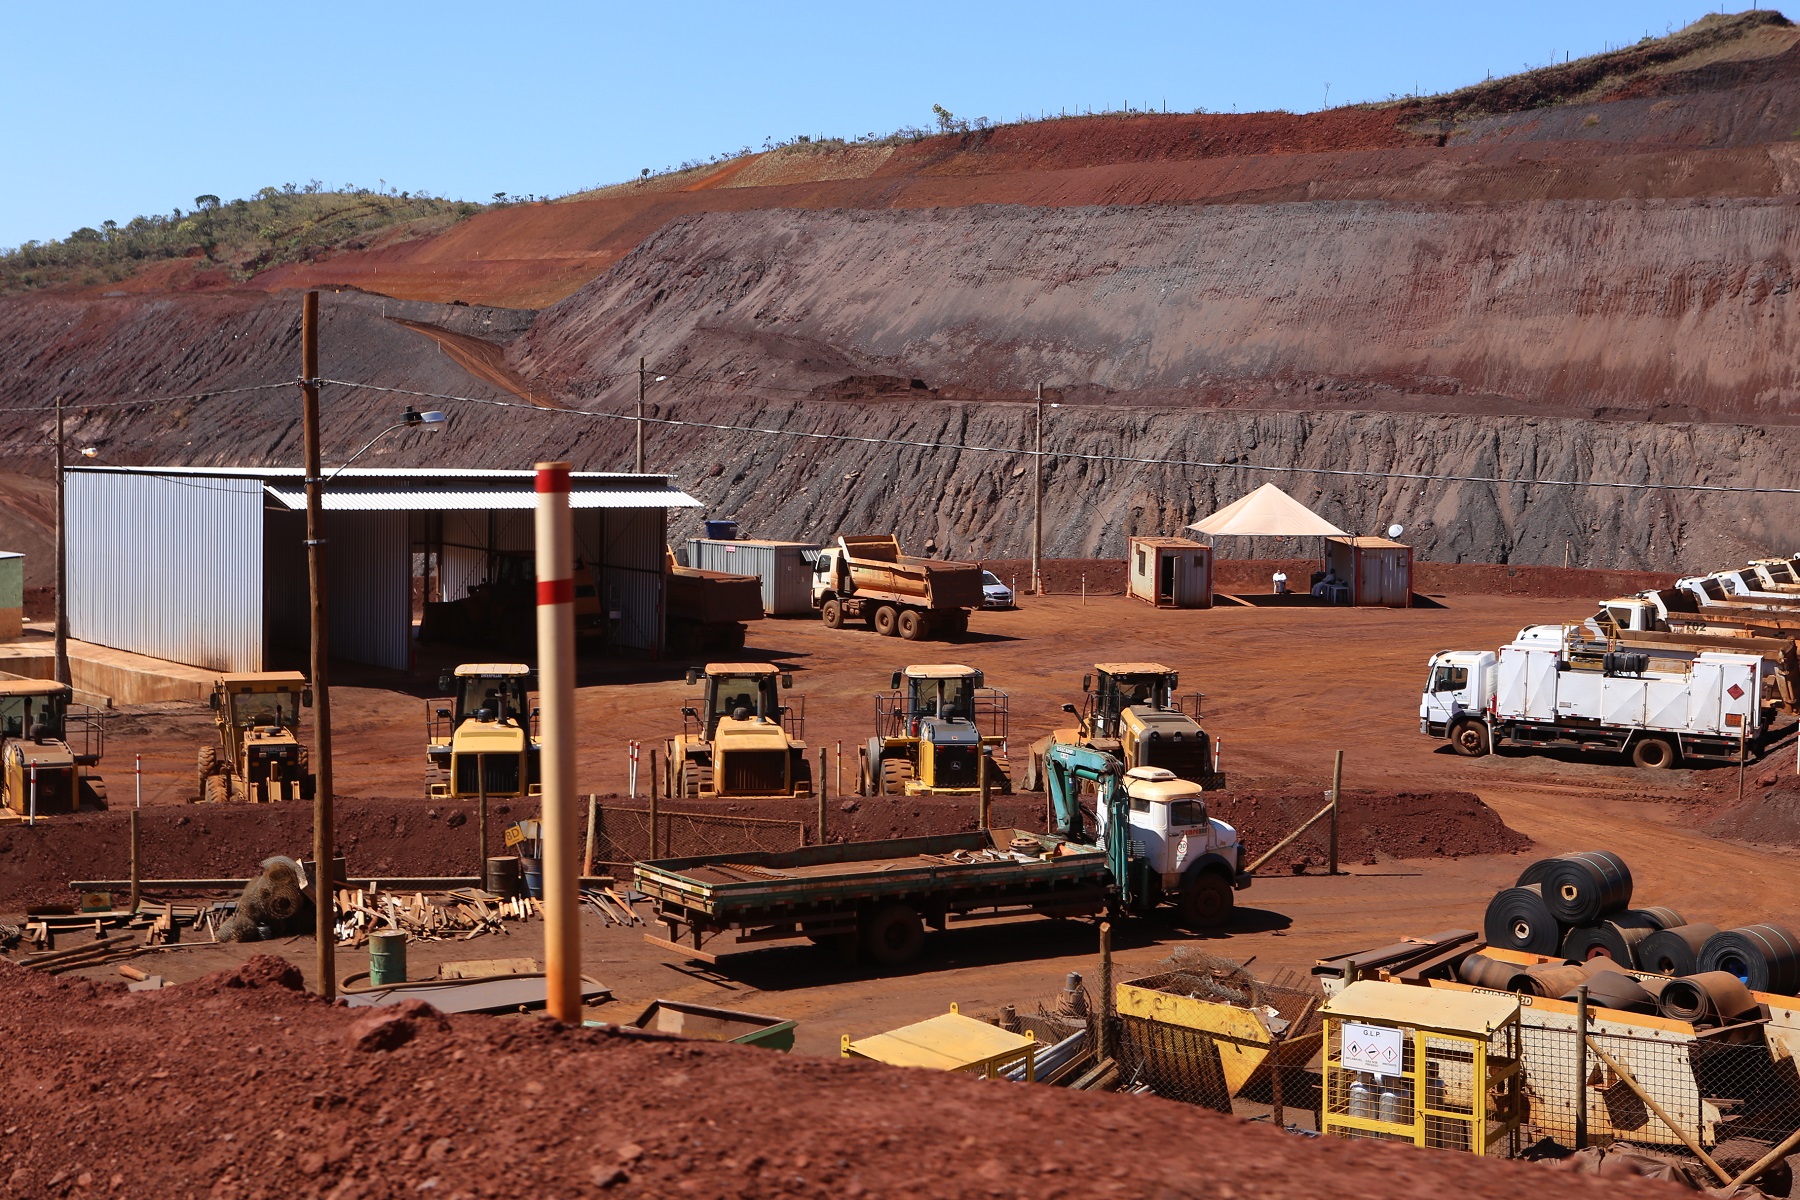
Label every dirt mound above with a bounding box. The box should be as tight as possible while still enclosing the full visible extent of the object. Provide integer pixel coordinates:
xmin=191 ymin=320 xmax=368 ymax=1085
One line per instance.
xmin=0 ymin=956 xmax=1688 ymax=1200
xmin=1704 ymin=776 xmax=1800 ymax=847
xmin=1207 ymin=788 xmax=1531 ymax=868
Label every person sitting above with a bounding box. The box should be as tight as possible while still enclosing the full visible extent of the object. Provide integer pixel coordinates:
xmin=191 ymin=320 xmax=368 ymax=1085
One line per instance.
xmin=1311 ymin=568 xmax=1340 ymax=598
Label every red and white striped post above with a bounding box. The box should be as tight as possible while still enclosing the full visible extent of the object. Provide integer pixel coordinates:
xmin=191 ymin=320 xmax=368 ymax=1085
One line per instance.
xmin=535 ymin=461 xmax=580 ymax=1023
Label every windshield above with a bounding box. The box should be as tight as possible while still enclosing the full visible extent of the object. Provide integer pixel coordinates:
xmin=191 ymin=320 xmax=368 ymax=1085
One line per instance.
xmin=232 ymin=690 xmax=298 ymax=728
xmin=1115 ymin=675 xmax=1166 ymax=710
xmin=0 ymin=692 xmax=65 ymax=740
xmin=1167 ymin=799 xmax=1208 ymax=828
xmin=456 ymin=677 xmax=529 ymax=725
xmin=1428 ymin=664 xmax=1469 ymax=693
xmin=910 ymin=675 xmax=975 ymax=722
xmin=711 ymin=674 xmax=771 ymax=720
xmin=982 ymin=571 xmax=1004 ymax=587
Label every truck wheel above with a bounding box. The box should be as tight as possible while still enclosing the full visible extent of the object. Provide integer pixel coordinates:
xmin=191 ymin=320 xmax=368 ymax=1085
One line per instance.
xmin=873 ymin=605 xmax=900 ymax=637
xmin=204 ymin=774 xmax=231 ymax=805
xmin=1631 ymin=736 xmax=1678 ymax=770
xmin=821 ymin=598 xmax=844 ymax=629
xmin=197 ymin=746 xmax=220 ymax=779
xmin=1178 ymin=872 xmax=1234 ymax=929
xmin=861 ymin=902 xmax=925 ymax=966
xmin=1450 ymin=721 xmax=1490 ymax=757
xmin=881 ymin=758 xmax=915 ymax=796
xmin=897 ymin=609 xmax=925 ymax=640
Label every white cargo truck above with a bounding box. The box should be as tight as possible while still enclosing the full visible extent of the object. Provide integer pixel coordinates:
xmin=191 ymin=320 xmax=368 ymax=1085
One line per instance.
xmin=1420 ymin=629 xmax=1769 ymax=769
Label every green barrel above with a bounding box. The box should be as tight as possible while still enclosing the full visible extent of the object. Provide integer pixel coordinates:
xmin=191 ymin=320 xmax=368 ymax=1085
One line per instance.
xmin=369 ymin=930 xmax=408 ymax=986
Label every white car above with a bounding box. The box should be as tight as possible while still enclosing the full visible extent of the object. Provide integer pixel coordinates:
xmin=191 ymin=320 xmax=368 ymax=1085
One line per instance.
xmin=981 ymin=571 xmax=1015 ymax=609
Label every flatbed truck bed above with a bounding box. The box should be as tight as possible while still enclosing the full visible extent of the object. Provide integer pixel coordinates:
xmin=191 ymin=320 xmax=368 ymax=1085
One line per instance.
xmin=635 ymin=828 xmax=1111 ymax=967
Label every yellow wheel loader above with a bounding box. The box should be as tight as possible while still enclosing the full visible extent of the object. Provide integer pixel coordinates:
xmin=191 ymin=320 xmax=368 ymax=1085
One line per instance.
xmin=426 ymin=664 xmax=541 ymax=800
xmin=0 ymin=679 xmax=105 ymax=817
xmin=858 ymin=664 xmax=1010 ymax=796
xmin=1025 ymin=662 xmax=1223 ymax=792
xmin=199 ymin=672 xmax=315 ymax=803
xmin=665 ymin=663 xmax=812 ymax=799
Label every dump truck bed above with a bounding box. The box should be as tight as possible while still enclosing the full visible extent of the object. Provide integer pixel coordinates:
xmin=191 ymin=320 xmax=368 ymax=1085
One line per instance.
xmin=836 ymin=536 xmax=985 ymax=610
xmin=667 ymin=566 xmax=764 ymax=625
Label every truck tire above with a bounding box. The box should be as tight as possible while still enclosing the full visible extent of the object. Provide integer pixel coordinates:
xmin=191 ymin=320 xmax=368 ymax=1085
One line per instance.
xmin=680 ymin=761 xmax=713 ymax=798
xmin=821 ymin=598 xmax=844 ymax=629
xmin=1450 ymin=720 xmax=1490 ymax=757
xmin=204 ymin=773 xmax=231 ymax=805
xmin=1630 ymin=736 xmax=1678 ymax=770
xmin=861 ymin=902 xmax=925 ymax=966
xmin=897 ymin=609 xmax=925 ymax=640
xmin=1178 ymin=872 xmax=1234 ymax=929
xmin=873 ymin=604 xmax=900 ymax=637
xmin=881 ymin=758 xmax=915 ymax=796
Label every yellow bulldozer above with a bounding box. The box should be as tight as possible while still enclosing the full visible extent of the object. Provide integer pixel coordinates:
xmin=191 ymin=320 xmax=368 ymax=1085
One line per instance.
xmin=665 ymin=663 xmax=812 ymax=799
xmin=1025 ymin=662 xmax=1224 ymax=792
xmin=858 ymin=664 xmax=1010 ymax=796
xmin=198 ymin=672 xmax=315 ymax=803
xmin=426 ymin=664 xmax=541 ymax=800
xmin=0 ymin=679 xmax=105 ymax=817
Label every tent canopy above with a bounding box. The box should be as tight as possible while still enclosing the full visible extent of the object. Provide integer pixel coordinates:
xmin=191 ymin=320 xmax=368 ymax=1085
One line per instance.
xmin=1188 ymin=483 xmax=1348 ymax=538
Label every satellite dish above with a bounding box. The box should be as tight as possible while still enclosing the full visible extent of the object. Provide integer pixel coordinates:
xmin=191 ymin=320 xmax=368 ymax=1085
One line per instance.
xmin=1387 ymin=524 xmax=1405 ymax=539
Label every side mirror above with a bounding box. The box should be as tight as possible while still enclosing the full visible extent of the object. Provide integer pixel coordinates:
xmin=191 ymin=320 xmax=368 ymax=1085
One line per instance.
xmin=437 ymin=672 xmax=454 ymax=693
xmin=531 ymin=707 xmax=540 ymax=718
xmin=209 ymin=693 xmax=221 ymax=711
xmin=889 ymin=670 xmax=903 ymax=691
xmin=781 ymin=672 xmax=793 ymax=689
xmin=1081 ymin=674 xmax=1092 ymax=693
xmin=436 ymin=708 xmax=451 ymax=719
xmin=301 ymin=688 xmax=314 ymax=708
xmin=685 ymin=667 xmax=700 ymax=686
xmin=1168 ymin=672 xmax=1179 ymax=690
xmin=682 ymin=706 xmax=698 ymax=719
xmin=1061 ymin=702 xmax=1078 ymax=715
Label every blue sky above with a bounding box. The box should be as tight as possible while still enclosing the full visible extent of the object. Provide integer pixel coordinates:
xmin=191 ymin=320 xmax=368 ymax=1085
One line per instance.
xmin=0 ymin=1 xmax=1769 ymax=248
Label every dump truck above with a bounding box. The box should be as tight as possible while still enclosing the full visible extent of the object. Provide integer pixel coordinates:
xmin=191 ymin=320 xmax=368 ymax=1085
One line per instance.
xmin=0 ymin=679 xmax=104 ymax=817
xmin=426 ymin=664 xmax=540 ymax=799
xmin=810 ymin=534 xmax=984 ymax=640
xmin=199 ymin=672 xmax=315 ymax=803
xmin=858 ymin=664 xmax=1010 ymax=796
xmin=664 ymin=663 xmax=812 ymax=799
xmin=664 ymin=548 xmax=763 ymax=653
xmin=1024 ymin=662 xmax=1224 ymax=791
xmin=1421 ymin=627 xmax=1772 ymax=768
xmin=634 ymin=742 xmax=1248 ymax=966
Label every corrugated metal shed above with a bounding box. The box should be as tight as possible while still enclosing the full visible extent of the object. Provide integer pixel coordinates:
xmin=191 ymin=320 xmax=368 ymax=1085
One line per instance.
xmin=687 ymin=538 xmax=822 ymax=615
xmin=0 ymin=552 xmax=22 ymax=642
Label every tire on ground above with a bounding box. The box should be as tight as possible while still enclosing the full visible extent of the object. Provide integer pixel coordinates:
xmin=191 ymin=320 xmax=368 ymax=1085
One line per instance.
xmin=203 ymin=773 xmax=231 ymax=804
xmin=1630 ymin=736 xmax=1678 ymax=770
xmin=1178 ymin=871 xmax=1234 ymax=929
xmin=861 ymin=902 xmax=925 ymax=966
xmin=897 ymin=609 xmax=925 ymax=640
xmin=821 ymin=598 xmax=844 ymax=629
xmin=873 ymin=604 xmax=900 ymax=637
xmin=1450 ymin=720 xmax=1490 ymax=757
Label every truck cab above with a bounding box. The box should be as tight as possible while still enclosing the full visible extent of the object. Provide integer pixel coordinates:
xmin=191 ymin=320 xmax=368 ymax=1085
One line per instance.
xmin=864 ymin=664 xmax=1010 ymax=795
xmin=427 ymin=664 xmax=541 ymax=799
xmin=668 ymin=663 xmax=812 ymax=798
xmin=1110 ymin=767 xmax=1242 ymax=893
xmin=1419 ymin=650 xmax=1497 ymax=755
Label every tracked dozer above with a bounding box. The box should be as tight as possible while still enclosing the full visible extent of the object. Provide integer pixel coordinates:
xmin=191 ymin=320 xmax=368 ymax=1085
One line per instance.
xmin=858 ymin=664 xmax=1010 ymax=796
xmin=1025 ymin=662 xmax=1223 ymax=792
xmin=0 ymin=679 xmax=105 ymax=817
xmin=199 ymin=672 xmax=315 ymax=803
xmin=665 ymin=663 xmax=812 ymax=799
xmin=426 ymin=664 xmax=541 ymax=800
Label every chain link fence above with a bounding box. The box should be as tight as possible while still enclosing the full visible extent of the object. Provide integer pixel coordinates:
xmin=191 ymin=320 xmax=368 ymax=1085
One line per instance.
xmin=585 ymin=803 xmax=805 ymax=871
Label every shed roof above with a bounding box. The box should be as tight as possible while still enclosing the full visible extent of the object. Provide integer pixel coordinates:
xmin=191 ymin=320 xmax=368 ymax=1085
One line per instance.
xmin=1189 ymin=483 xmax=1348 ymax=538
xmin=67 ymin=466 xmax=701 ymax=513
xmin=1130 ymin=536 xmax=1205 ymax=549
xmin=1321 ymin=979 xmax=1518 ymax=1035
xmin=1329 ymin=536 xmax=1409 ymax=549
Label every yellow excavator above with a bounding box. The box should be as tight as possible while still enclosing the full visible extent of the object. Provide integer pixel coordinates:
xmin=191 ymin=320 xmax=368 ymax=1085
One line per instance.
xmin=426 ymin=664 xmax=541 ymax=800
xmin=665 ymin=663 xmax=812 ymax=798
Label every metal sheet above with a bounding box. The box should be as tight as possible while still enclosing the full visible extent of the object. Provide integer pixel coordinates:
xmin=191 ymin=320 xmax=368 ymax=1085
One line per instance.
xmin=687 ymin=539 xmax=822 ymax=615
xmin=600 ymin=509 xmax=665 ymax=652
xmin=263 ymin=484 xmax=701 ymax=511
xmin=67 ymin=470 xmax=265 ymax=670
xmin=326 ymin=512 xmax=411 ymax=671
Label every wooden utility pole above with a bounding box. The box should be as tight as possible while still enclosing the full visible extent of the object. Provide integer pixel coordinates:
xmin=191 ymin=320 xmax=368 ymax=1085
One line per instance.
xmin=301 ymin=291 xmax=337 ymax=1001
xmin=1032 ymin=384 xmax=1044 ymax=595
xmin=52 ymin=393 xmax=69 ymax=685
xmin=636 ymin=357 xmax=647 ymax=473
xmin=1328 ymin=749 xmax=1344 ymax=876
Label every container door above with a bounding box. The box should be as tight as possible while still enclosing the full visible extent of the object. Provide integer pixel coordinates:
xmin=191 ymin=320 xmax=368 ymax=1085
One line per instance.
xmin=1521 ymin=648 xmax=1559 ymax=720
xmin=1644 ymin=679 xmax=1691 ymax=731
xmin=1687 ymin=660 xmax=1723 ymax=733
xmin=1157 ymin=553 xmax=1175 ymax=605
xmin=1600 ymin=677 xmax=1648 ymax=727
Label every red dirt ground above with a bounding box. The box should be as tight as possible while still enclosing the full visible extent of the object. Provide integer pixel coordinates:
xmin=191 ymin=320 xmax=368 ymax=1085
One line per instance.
xmin=0 ymin=954 xmax=1694 ymax=1200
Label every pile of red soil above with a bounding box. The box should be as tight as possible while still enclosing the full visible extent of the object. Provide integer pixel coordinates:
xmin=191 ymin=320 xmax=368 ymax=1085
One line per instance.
xmin=1206 ymin=788 xmax=1531 ymax=869
xmin=1704 ymin=772 xmax=1800 ymax=847
xmin=0 ymin=954 xmax=1685 ymax=1200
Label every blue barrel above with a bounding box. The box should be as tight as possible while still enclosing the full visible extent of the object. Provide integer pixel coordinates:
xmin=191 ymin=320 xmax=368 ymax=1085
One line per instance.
xmin=703 ymin=519 xmax=739 ymax=540
xmin=520 ymin=856 xmax=544 ymax=899
xmin=369 ymin=930 xmax=408 ymax=986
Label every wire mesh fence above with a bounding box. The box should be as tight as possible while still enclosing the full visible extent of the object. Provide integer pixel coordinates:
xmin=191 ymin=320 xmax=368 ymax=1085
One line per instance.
xmin=585 ymin=803 xmax=805 ymax=871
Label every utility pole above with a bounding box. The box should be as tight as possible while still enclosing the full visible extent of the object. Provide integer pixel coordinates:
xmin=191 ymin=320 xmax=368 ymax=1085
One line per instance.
xmin=635 ymin=357 xmax=647 ymax=473
xmin=52 ymin=393 xmax=69 ymax=686
xmin=535 ymin=461 xmax=580 ymax=1022
xmin=301 ymin=291 xmax=336 ymax=1001
xmin=1032 ymin=383 xmax=1044 ymax=595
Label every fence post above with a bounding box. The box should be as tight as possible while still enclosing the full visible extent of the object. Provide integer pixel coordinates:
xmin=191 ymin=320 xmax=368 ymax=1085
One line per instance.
xmin=1329 ymin=749 xmax=1343 ymax=876
xmin=648 ymin=775 xmax=659 ymax=860
xmin=817 ymin=747 xmax=828 ymax=845
xmin=1098 ymin=920 xmax=1114 ymax=1063
xmin=979 ymin=752 xmax=992 ymax=831
xmin=835 ymin=741 xmax=842 ymax=797
xmin=582 ymin=794 xmax=597 ymax=877
xmin=1574 ymin=985 xmax=1589 ymax=1149
xmin=649 ymin=748 xmax=659 ymax=801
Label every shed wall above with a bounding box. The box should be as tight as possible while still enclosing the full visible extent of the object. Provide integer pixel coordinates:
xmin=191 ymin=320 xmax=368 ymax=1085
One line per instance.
xmin=327 ymin=512 xmax=411 ymax=671
xmin=67 ymin=472 xmax=265 ymax=670
xmin=687 ymin=540 xmax=820 ymax=615
xmin=0 ymin=554 xmax=20 ymax=641
xmin=599 ymin=509 xmax=664 ymax=652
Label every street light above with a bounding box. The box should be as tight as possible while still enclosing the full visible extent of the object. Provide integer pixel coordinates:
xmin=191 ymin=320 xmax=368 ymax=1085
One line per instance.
xmin=327 ymin=406 xmax=448 ymax=482
xmin=635 ymin=361 xmax=668 ymax=473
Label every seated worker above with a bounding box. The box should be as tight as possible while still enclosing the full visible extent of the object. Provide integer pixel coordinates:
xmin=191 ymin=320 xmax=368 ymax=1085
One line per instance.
xmin=1311 ymin=568 xmax=1340 ymax=597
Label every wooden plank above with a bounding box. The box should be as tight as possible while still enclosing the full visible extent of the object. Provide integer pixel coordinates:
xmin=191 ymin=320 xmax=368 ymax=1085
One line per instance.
xmin=642 ymin=933 xmax=719 ymax=964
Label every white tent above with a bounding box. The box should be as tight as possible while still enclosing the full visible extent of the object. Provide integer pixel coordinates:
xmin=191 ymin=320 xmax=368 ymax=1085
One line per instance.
xmin=1188 ymin=482 xmax=1347 ymax=538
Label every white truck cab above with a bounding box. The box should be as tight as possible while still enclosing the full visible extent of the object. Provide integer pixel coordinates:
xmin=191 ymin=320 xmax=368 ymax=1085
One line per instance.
xmin=1098 ymin=766 xmax=1244 ymax=888
xmin=1419 ymin=650 xmax=1496 ymax=753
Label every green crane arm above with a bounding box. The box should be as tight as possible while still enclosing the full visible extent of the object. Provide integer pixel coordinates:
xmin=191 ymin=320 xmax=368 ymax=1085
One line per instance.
xmin=1042 ymin=742 xmax=1135 ymax=908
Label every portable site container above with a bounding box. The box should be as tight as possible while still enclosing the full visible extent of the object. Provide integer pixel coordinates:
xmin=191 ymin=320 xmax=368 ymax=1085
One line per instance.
xmin=1126 ymin=537 xmax=1213 ymax=609
xmin=1325 ymin=536 xmax=1412 ymax=608
xmin=0 ymin=552 xmax=20 ymax=641
xmin=686 ymin=538 xmax=822 ymax=616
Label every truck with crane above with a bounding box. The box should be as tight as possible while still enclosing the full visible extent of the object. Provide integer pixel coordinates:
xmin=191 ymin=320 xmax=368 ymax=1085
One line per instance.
xmin=633 ymin=743 xmax=1248 ymax=967
xmin=810 ymin=534 xmax=985 ymax=641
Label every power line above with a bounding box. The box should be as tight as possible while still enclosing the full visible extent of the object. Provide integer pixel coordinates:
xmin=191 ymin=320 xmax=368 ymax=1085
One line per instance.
xmin=315 ymin=377 xmax=1800 ymax=498
xmin=0 ymin=380 xmax=295 ymax=414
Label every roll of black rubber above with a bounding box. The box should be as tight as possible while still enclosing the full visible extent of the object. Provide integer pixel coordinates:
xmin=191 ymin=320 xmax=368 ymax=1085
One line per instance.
xmin=1515 ymin=857 xmax=1556 ymax=887
xmin=1458 ymin=954 xmax=1521 ymax=990
xmin=1637 ymin=923 xmax=1721 ymax=977
xmin=1536 ymin=851 xmax=1633 ymax=924
xmin=1560 ymin=970 xmax=1656 ymax=1014
xmin=1560 ymin=920 xmax=1654 ymax=967
xmin=1658 ymin=971 xmax=1758 ymax=1025
xmin=1626 ymin=906 xmax=1686 ymax=932
xmin=1484 ymin=884 xmax=1563 ymax=955
xmin=1699 ymin=925 xmax=1800 ymax=995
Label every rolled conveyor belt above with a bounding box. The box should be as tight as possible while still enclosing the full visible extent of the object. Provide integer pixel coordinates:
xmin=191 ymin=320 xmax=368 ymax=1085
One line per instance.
xmin=1483 ymin=884 xmax=1562 ymax=956
xmin=1699 ymin=925 xmax=1800 ymax=995
xmin=1637 ymin=923 xmax=1722 ymax=977
xmin=1522 ymin=850 xmax=1633 ymax=925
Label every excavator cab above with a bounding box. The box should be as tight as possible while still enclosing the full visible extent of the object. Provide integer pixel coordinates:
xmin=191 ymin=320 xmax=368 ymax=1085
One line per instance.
xmin=427 ymin=664 xmax=541 ymax=799
xmin=862 ymin=665 xmax=1010 ymax=796
xmin=667 ymin=663 xmax=811 ymax=799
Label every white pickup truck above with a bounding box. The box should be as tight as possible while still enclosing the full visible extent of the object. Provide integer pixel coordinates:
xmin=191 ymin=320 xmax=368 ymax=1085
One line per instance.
xmin=1420 ymin=626 xmax=1769 ymax=769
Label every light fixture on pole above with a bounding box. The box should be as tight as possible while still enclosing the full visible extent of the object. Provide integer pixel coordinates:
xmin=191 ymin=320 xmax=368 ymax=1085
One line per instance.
xmin=326 ymin=406 xmax=449 ymax=482
xmin=635 ymin=362 xmax=669 ymax=474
